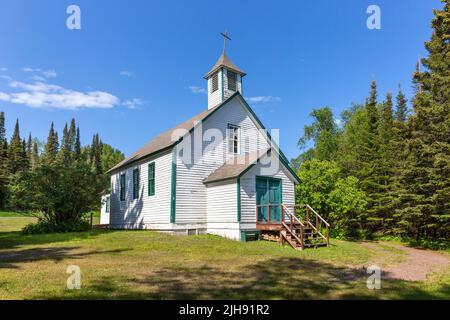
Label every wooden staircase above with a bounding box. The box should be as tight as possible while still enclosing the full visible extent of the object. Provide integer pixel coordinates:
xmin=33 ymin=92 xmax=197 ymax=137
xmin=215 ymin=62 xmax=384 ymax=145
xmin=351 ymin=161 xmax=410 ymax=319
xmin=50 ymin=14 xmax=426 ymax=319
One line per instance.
xmin=280 ymin=205 xmax=330 ymax=250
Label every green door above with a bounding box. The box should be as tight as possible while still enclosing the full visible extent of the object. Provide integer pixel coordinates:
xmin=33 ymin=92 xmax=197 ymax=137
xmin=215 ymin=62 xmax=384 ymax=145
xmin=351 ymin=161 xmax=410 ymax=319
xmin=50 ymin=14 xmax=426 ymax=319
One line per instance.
xmin=256 ymin=177 xmax=282 ymax=223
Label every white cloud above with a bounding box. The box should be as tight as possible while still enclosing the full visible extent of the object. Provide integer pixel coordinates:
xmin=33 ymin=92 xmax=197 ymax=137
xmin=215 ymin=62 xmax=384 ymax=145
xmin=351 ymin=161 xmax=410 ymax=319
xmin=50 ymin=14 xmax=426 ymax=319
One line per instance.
xmin=0 ymin=75 xmax=12 ymax=80
xmin=245 ymin=96 xmax=281 ymax=104
xmin=0 ymin=68 xmax=7 ymax=72
xmin=0 ymin=80 xmax=119 ymax=110
xmin=0 ymin=92 xmax=10 ymax=100
xmin=189 ymin=86 xmax=206 ymax=94
xmin=120 ymin=70 xmax=133 ymax=77
xmin=22 ymin=67 xmax=57 ymax=78
xmin=123 ymin=98 xmax=143 ymax=109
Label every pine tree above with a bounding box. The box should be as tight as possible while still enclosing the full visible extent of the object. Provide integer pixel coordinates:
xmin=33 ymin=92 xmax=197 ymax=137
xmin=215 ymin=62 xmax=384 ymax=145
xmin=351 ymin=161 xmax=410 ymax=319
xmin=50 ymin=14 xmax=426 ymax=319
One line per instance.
xmin=31 ymin=140 xmax=40 ymax=169
xmin=75 ymin=126 xmax=81 ymax=161
xmin=22 ymin=138 xmax=29 ymax=171
xmin=58 ymin=123 xmax=71 ymax=164
xmin=397 ymin=0 xmax=450 ymax=241
xmin=395 ymin=85 xmax=408 ymax=123
xmin=0 ymin=112 xmax=8 ymax=208
xmin=375 ymin=93 xmax=396 ymax=229
xmin=357 ymin=81 xmax=383 ymax=231
xmin=90 ymin=133 xmax=103 ymax=175
xmin=8 ymin=119 xmax=25 ymax=174
xmin=68 ymin=118 xmax=76 ymax=154
xmin=44 ymin=122 xmax=59 ymax=164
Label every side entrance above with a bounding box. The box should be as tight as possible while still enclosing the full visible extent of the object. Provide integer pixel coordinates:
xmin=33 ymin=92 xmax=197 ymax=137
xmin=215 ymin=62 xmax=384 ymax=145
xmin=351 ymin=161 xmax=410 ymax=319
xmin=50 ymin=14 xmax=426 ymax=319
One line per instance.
xmin=256 ymin=176 xmax=282 ymax=226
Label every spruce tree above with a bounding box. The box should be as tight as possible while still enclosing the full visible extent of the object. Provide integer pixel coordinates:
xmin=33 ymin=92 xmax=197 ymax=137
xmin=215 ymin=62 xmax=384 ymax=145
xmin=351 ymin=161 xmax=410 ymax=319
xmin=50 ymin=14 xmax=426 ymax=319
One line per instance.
xmin=395 ymin=85 xmax=408 ymax=123
xmin=397 ymin=0 xmax=450 ymax=241
xmin=357 ymin=81 xmax=383 ymax=231
xmin=58 ymin=123 xmax=72 ymax=165
xmin=44 ymin=122 xmax=59 ymax=164
xmin=75 ymin=126 xmax=81 ymax=161
xmin=69 ymin=118 xmax=76 ymax=154
xmin=0 ymin=112 xmax=8 ymax=208
xmin=31 ymin=141 xmax=40 ymax=169
xmin=8 ymin=119 xmax=24 ymax=174
xmin=90 ymin=133 xmax=103 ymax=175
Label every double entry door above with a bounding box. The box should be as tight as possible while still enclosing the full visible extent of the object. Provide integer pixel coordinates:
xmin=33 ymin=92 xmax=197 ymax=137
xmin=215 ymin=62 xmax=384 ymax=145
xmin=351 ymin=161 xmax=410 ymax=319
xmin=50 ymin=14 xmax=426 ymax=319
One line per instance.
xmin=256 ymin=177 xmax=282 ymax=224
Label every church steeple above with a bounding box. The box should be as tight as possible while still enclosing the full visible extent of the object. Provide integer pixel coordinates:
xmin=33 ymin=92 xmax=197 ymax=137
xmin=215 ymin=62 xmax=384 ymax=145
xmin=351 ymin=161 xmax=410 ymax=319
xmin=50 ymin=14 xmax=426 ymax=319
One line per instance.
xmin=205 ymin=31 xmax=246 ymax=109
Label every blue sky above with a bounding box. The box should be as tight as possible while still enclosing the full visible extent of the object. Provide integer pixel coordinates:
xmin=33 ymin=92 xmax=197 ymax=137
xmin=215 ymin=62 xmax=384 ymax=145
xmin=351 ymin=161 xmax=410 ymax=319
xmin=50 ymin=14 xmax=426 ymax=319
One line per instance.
xmin=0 ymin=0 xmax=442 ymax=160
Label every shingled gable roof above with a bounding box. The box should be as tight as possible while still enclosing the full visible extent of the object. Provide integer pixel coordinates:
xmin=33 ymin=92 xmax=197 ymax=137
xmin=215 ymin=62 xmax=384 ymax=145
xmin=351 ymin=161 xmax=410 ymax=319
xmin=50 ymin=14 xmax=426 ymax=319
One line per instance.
xmin=107 ymin=92 xmax=240 ymax=173
xmin=107 ymin=92 xmax=300 ymax=184
xmin=203 ymin=147 xmax=300 ymax=184
xmin=203 ymin=148 xmax=270 ymax=184
xmin=204 ymin=52 xmax=246 ymax=79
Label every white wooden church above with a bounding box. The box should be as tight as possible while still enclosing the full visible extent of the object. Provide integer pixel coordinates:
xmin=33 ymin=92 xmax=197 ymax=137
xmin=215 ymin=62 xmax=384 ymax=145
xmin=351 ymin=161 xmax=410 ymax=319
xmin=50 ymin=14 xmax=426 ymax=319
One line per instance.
xmin=103 ymin=38 xmax=330 ymax=247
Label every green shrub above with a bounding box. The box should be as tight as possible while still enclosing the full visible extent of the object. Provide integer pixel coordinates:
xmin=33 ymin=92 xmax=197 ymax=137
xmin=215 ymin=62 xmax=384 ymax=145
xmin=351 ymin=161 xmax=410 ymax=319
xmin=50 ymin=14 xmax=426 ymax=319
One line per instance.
xmin=22 ymin=219 xmax=91 ymax=234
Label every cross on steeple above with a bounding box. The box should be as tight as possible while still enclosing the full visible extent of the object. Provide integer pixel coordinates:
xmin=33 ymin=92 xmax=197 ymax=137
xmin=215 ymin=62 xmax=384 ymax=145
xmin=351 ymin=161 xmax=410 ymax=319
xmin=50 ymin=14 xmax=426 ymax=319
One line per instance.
xmin=220 ymin=30 xmax=231 ymax=53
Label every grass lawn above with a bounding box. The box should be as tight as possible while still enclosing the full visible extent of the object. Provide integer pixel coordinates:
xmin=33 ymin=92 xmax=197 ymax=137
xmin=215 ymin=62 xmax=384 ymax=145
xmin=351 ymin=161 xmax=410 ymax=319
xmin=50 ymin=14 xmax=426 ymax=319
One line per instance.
xmin=0 ymin=215 xmax=449 ymax=300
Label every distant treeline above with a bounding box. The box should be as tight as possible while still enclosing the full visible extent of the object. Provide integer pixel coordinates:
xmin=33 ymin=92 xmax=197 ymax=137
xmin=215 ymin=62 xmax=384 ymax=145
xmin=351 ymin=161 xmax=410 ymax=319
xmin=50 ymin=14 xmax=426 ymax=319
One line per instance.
xmin=0 ymin=114 xmax=124 ymax=213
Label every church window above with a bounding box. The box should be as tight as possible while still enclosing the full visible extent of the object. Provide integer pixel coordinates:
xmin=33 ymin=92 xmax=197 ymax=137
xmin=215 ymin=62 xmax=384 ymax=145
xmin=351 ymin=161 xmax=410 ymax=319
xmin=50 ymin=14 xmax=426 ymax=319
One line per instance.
xmin=228 ymin=124 xmax=240 ymax=154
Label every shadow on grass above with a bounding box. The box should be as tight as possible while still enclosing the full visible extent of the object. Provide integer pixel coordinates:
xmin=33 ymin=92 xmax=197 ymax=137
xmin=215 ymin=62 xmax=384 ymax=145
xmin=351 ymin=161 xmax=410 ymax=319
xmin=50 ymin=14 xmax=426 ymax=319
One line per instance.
xmin=36 ymin=257 xmax=450 ymax=300
xmin=0 ymin=229 xmax=118 ymax=251
xmin=0 ymin=246 xmax=129 ymax=269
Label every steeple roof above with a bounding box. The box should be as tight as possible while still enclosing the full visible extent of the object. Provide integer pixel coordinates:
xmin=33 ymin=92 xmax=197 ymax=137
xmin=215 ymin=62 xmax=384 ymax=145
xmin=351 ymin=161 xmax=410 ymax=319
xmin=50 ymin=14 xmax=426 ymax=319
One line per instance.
xmin=204 ymin=52 xmax=246 ymax=79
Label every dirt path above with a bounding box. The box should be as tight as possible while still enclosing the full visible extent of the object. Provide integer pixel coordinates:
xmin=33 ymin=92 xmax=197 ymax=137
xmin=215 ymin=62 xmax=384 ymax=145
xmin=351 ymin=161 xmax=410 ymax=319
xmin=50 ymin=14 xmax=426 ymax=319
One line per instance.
xmin=364 ymin=242 xmax=450 ymax=281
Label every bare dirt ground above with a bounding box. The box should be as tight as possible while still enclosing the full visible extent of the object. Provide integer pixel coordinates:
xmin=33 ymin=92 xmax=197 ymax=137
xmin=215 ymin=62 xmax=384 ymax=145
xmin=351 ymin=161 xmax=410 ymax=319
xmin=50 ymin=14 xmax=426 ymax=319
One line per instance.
xmin=362 ymin=242 xmax=450 ymax=281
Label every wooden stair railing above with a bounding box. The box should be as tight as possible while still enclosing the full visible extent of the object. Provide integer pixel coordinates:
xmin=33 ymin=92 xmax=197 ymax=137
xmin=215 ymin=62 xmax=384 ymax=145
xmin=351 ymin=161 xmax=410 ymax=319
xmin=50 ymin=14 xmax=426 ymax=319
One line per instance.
xmin=279 ymin=204 xmax=330 ymax=250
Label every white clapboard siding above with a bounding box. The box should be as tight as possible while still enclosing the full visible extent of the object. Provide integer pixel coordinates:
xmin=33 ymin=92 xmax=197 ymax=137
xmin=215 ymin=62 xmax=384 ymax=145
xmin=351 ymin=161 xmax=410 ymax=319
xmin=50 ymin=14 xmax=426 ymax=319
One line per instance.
xmin=110 ymin=150 xmax=172 ymax=228
xmin=206 ymin=180 xmax=238 ymax=223
xmin=175 ymin=96 xmax=270 ymax=224
xmin=240 ymin=160 xmax=296 ymax=226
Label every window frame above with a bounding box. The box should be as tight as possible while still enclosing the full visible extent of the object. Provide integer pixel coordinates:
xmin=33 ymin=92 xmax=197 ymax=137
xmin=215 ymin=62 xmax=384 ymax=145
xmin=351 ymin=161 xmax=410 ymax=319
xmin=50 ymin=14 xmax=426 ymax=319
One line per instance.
xmin=211 ymin=72 xmax=219 ymax=93
xmin=148 ymin=162 xmax=155 ymax=196
xmin=132 ymin=168 xmax=140 ymax=200
xmin=105 ymin=195 xmax=110 ymax=213
xmin=119 ymin=173 xmax=126 ymax=201
xmin=227 ymin=124 xmax=241 ymax=155
xmin=227 ymin=70 xmax=237 ymax=91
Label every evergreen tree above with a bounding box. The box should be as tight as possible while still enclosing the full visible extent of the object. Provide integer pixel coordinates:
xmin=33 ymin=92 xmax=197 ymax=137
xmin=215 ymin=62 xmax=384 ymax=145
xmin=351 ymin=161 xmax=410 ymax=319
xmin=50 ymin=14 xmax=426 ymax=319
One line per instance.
xmin=0 ymin=112 xmax=8 ymax=208
xmin=8 ymin=119 xmax=25 ymax=174
xmin=90 ymin=133 xmax=103 ymax=175
xmin=375 ymin=93 xmax=396 ymax=229
xmin=75 ymin=126 xmax=81 ymax=161
xmin=395 ymin=85 xmax=408 ymax=123
xmin=68 ymin=118 xmax=76 ymax=154
xmin=30 ymin=140 xmax=40 ymax=170
xmin=22 ymin=138 xmax=29 ymax=171
xmin=43 ymin=122 xmax=59 ymax=164
xmin=58 ymin=123 xmax=71 ymax=164
xmin=397 ymin=1 xmax=450 ymax=241
xmin=357 ymin=81 xmax=383 ymax=230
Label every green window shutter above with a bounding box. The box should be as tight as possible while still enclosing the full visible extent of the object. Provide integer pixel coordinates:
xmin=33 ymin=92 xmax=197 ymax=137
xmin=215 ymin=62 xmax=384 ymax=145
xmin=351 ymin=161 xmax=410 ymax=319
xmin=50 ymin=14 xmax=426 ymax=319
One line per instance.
xmin=120 ymin=173 xmax=126 ymax=201
xmin=148 ymin=162 xmax=155 ymax=196
xmin=133 ymin=168 xmax=139 ymax=199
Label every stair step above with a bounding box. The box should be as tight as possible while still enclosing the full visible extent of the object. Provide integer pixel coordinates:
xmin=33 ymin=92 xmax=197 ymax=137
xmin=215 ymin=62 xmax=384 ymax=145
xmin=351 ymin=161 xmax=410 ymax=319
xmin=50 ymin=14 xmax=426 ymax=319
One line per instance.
xmin=303 ymin=242 xmax=328 ymax=247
